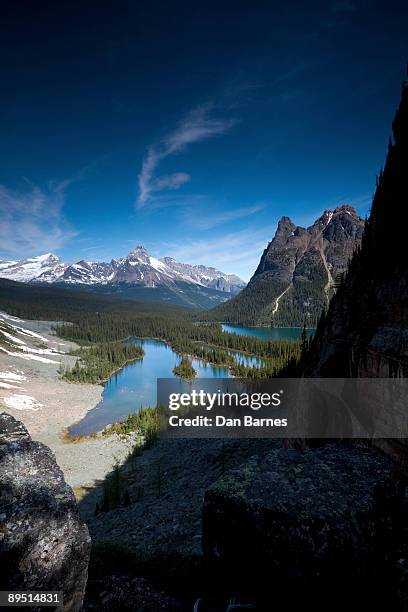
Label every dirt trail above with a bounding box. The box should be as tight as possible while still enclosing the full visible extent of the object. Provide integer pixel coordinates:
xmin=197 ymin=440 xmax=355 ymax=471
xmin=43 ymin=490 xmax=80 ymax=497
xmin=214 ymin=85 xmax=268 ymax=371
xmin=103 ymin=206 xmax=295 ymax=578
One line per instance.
xmin=317 ymin=243 xmax=334 ymax=305
xmin=272 ymin=284 xmax=292 ymax=316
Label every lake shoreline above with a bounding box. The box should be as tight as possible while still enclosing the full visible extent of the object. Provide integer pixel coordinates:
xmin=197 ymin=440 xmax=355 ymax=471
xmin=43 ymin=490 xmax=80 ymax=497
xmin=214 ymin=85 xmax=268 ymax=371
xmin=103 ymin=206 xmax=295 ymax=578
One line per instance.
xmin=69 ymin=326 xmax=304 ymax=437
xmin=0 ymin=312 xmax=140 ymax=491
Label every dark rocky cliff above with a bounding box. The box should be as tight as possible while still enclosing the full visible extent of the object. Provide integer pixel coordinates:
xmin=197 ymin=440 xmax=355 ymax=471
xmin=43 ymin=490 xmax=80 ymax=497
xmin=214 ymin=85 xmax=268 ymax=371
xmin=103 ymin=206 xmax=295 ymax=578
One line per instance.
xmin=202 ymin=444 xmax=404 ymax=608
xmin=211 ymin=205 xmax=364 ymax=326
xmin=305 ymin=84 xmax=408 ymax=379
xmin=0 ymin=413 xmax=91 ymax=611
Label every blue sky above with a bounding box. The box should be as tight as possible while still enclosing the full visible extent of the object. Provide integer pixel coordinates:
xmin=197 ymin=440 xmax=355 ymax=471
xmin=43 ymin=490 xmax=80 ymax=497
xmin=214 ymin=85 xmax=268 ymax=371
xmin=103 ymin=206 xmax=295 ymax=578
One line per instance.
xmin=0 ymin=1 xmax=407 ymax=280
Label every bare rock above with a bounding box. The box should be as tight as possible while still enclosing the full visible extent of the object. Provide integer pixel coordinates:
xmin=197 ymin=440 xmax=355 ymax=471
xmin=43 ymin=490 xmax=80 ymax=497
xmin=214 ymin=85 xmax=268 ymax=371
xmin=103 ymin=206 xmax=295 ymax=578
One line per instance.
xmin=202 ymin=444 xmax=404 ymax=607
xmin=0 ymin=413 xmax=91 ymax=611
xmin=83 ymin=575 xmax=182 ymax=611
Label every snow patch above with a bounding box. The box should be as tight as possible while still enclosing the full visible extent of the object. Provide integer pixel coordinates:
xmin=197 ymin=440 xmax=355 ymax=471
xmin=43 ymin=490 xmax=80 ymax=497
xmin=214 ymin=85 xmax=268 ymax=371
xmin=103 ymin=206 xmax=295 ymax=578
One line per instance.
xmin=16 ymin=344 xmax=60 ymax=356
xmin=0 ymin=314 xmax=50 ymax=342
xmin=1 ymin=331 xmax=27 ymax=345
xmin=0 ymin=371 xmax=26 ymax=381
xmin=0 ymin=346 xmax=59 ymax=364
xmin=4 ymin=394 xmax=43 ymax=411
xmin=149 ymin=256 xmax=173 ymax=277
xmin=0 ymin=382 xmax=20 ymax=389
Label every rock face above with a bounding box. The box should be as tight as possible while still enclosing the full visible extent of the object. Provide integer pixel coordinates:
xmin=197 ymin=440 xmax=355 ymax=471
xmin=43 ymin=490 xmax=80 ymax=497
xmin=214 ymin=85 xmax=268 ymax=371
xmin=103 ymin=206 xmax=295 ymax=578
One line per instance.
xmin=306 ymin=84 xmax=408 ymax=379
xmin=83 ymin=575 xmax=182 ymax=611
xmin=0 ymin=413 xmax=91 ymax=611
xmin=211 ymin=205 xmax=364 ymax=326
xmin=202 ymin=444 xmax=403 ymax=607
xmin=299 ymin=85 xmax=408 ymax=471
xmin=160 ymin=257 xmax=245 ymax=293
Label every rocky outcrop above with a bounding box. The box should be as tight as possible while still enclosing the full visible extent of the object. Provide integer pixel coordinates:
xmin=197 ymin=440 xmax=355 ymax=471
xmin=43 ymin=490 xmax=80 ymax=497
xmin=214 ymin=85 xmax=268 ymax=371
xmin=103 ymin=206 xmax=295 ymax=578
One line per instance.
xmin=202 ymin=444 xmax=404 ymax=607
xmin=83 ymin=575 xmax=182 ymax=611
xmin=211 ymin=205 xmax=364 ymax=326
xmin=0 ymin=413 xmax=91 ymax=611
xmin=288 ymin=84 xmax=408 ymax=479
xmin=306 ymin=84 xmax=408 ymax=380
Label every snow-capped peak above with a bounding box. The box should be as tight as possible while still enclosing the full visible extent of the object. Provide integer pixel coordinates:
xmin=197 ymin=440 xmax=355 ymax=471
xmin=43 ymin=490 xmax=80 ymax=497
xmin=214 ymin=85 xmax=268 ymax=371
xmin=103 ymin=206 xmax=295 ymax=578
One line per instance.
xmin=127 ymin=245 xmax=150 ymax=263
xmin=0 ymin=247 xmax=246 ymax=294
xmin=0 ymin=253 xmax=63 ymax=282
xmin=37 ymin=253 xmax=60 ymax=262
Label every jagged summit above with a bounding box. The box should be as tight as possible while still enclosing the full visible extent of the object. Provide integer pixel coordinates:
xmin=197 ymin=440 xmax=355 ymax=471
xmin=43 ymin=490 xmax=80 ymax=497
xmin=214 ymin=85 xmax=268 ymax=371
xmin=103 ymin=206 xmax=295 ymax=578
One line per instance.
xmin=306 ymin=82 xmax=408 ymax=377
xmin=128 ymin=245 xmax=150 ymax=260
xmin=211 ymin=205 xmax=364 ymax=327
xmin=38 ymin=252 xmax=60 ymax=262
xmin=0 ymin=246 xmax=245 ymax=296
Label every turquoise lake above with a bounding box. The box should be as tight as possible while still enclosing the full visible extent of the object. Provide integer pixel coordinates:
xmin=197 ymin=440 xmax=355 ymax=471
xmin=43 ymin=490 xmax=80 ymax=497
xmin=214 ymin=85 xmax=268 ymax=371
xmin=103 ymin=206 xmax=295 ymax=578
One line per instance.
xmin=69 ymin=326 xmax=310 ymax=436
xmin=222 ymin=324 xmax=314 ymax=340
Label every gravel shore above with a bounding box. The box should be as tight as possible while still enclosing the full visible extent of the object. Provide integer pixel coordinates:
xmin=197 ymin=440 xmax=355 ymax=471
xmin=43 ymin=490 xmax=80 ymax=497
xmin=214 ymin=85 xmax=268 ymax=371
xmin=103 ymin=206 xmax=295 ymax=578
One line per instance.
xmin=0 ymin=312 xmax=134 ymax=490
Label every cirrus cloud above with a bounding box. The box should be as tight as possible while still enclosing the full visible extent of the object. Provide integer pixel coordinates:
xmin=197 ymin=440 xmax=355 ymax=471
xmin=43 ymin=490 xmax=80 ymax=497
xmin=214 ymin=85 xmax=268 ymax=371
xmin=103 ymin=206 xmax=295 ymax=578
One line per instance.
xmin=0 ymin=180 xmax=77 ymax=259
xmin=137 ymin=103 xmax=238 ymax=207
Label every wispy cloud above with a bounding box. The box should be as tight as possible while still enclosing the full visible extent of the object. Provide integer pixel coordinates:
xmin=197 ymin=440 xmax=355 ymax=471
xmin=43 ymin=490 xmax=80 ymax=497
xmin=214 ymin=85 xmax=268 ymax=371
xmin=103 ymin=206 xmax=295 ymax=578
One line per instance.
xmin=157 ymin=227 xmax=273 ymax=281
xmin=81 ymin=244 xmax=105 ymax=253
xmin=0 ymin=180 xmax=77 ymax=258
xmin=137 ymin=103 xmax=237 ymax=206
xmin=184 ymin=204 xmax=265 ymax=230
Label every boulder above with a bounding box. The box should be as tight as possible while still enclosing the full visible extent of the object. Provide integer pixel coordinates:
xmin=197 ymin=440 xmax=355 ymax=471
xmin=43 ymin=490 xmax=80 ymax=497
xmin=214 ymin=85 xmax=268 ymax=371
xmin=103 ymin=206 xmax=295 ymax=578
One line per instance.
xmin=202 ymin=444 xmax=404 ymax=607
xmin=0 ymin=413 xmax=91 ymax=611
xmin=83 ymin=575 xmax=183 ymax=611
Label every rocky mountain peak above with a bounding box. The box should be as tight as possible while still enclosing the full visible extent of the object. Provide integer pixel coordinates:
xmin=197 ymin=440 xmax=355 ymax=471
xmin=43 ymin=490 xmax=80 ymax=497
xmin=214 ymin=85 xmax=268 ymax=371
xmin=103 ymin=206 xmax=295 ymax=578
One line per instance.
xmin=322 ymin=205 xmax=364 ymax=243
xmin=314 ymin=205 xmax=360 ymax=227
xmin=213 ymin=205 xmax=364 ymax=326
xmin=127 ymin=245 xmax=150 ymax=263
xmin=38 ymin=252 xmax=60 ymax=263
xmin=276 ymin=216 xmax=296 ymax=235
xmin=305 ymin=83 xmax=408 ymax=378
xmin=161 ymin=256 xmax=176 ymax=264
xmin=0 ymin=246 xmax=245 ymax=304
xmin=333 ymin=204 xmax=358 ymax=216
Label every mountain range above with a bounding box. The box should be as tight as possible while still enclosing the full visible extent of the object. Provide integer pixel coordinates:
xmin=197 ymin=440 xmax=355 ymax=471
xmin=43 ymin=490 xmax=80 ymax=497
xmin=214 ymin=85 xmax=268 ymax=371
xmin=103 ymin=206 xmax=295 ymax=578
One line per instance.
xmin=0 ymin=246 xmax=245 ymax=309
xmin=211 ymin=205 xmax=364 ymax=326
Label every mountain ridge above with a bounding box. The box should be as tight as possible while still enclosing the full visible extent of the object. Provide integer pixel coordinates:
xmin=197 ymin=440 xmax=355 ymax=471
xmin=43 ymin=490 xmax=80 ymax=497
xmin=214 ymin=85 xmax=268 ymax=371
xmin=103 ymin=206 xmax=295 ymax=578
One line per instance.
xmin=304 ymin=83 xmax=408 ymax=379
xmin=0 ymin=247 xmax=245 ymax=310
xmin=209 ymin=204 xmax=364 ymax=327
xmin=0 ymin=246 xmax=245 ymax=294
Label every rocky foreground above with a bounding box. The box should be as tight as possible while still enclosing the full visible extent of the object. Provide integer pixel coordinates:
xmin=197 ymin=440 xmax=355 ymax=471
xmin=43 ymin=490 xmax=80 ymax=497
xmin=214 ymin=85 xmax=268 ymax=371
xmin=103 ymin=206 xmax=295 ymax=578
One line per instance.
xmin=82 ymin=435 xmax=408 ymax=610
xmin=0 ymin=414 xmax=91 ymax=611
xmin=2 ymin=412 xmax=408 ymax=610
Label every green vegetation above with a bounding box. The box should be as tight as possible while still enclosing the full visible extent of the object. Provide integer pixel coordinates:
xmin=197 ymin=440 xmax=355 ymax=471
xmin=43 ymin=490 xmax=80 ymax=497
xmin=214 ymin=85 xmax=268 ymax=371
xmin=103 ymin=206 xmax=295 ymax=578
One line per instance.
xmin=173 ymin=355 xmax=196 ymax=379
xmin=0 ymin=278 xmax=302 ymax=377
xmin=96 ymin=463 xmax=122 ymax=512
xmin=95 ymin=461 xmax=133 ymax=513
xmin=56 ymin=313 xmax=300 ymax=367
xmin=103 ymin=406 xmax=158 ymax=447
xmin=0 ymin=278 xmax=191 ymax=321
xmin=205 ymin=257 xmax=328 ymax=327
xmin=231 ymin=353 xmax=299 ymax=378
xmin=96 ymin=407 xmax=159 ymax=512
xmin=60 ymin=341 xmax=144 ymax=384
